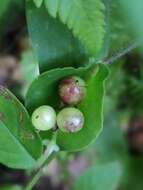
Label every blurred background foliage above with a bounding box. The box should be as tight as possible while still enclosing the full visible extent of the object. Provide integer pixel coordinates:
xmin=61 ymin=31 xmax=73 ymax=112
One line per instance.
xmin=0 ymin=0 xmax=143 ymax=189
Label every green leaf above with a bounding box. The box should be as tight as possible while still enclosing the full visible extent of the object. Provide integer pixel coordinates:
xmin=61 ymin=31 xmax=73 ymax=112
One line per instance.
xmin=20 ymin=49 xmax=39 ymax=97
xmin=71 ymin=162 xmax=122 ymax=190
xmin=119 ymin=0 xmax=143 ymax=41
xmin=26 ymin=1 xmax=87 ymax=72
xmin=122 ymin=157 xmax=143 ymax=190
xmin=0 ymin=86 xmax=42 ymax=169
xmin=88 ymin=0 xmax=110 ymax=65
xmin=33 ymin=0 xmax=43 ymax=8
xmin=94 ymin=112 xmax=129 ymax=164
xmin=0 ymin=0 xmax=10 ymax=18
xmin=44 ymin=0 xmax=106 ymax=56
xmin=26 ymin=64 xmax=108 ymax=151
xmin=109 ymin=1 xmax=133 ymax=54
xmin=0 ymin=186 xmax=22 ymax=190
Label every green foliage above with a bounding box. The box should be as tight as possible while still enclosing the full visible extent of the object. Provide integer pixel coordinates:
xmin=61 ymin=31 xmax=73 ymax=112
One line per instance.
xmin=27 ymin=1 xmax=87 ymax=72
xmin=0 ymin=0 xmax=10 ymax=18
xmin=58 ymin=65 xmax=108 ymax=151
xmin=26 ymin=64 xmax=108 ymax=151
xmin=122 ymin=157 xmax=143 ymax=190
xmin=125 ymin=77 xmax=143 ymax=115
xmin=0 ymin=87 xmax=42 ymax=169
xmin=71 ymin=162 xmax=122 ymax=190
xmin=43 ymin=0 xmax=105 ymax=56
xmin=1 ymin=2 xmax=143 ymax=189
xmin=25 ymin=0 xmax=143 ymax=189
xmin=109 ymin=0 xmax=133 ymax=53
xmin=94 ymin=113 xmax=129 ymax=164
xmin=33 ymin=0 xmax=43 ymax=8
xmin=120 ymin=0 xmax=143 ymax=41
xmin=20 ymin=49 xmax=39 ymax=97
xmin=0 ymin=186 xmax=22 ymax=190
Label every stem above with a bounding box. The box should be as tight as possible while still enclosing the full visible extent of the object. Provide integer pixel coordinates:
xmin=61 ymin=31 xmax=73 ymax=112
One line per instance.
xmin=25 ymin=132 xmax=59 ymax=190
xmin=36 ymin=132 xmax=58 ymax=169
xmin=25 ymin=153 xmax=56 ymax=190
xmin=103 ymin=41 xmax=140 ymax=65
xmin=25 ymin=171 xmax=41 ymax=190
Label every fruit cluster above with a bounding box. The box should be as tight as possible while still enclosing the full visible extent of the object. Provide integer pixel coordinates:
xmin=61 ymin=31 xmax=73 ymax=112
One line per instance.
xmin=31 ymin=76 xmax=86 ymax=133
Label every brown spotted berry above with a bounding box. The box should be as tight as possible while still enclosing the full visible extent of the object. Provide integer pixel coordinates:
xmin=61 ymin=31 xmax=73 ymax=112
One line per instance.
xmin=59 ymin=76 xmax=86 ymax=105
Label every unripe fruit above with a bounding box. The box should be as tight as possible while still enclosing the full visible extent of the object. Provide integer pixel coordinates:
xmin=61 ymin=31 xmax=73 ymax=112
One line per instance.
xmin=59 ymin=76 xmax=86 ymax=105
xmin=57 ymin=107 xmax=84 ymax=133
xmin=31 ymin=105 xmax=56 ymax=131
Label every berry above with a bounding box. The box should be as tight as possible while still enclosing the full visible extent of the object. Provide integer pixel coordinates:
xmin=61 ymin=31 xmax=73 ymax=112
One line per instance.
xmin=57 ymin=107 xmax=84 ymax=133
xmin=59 ymin=76 xmax=86 ymax=105
xmin=31 ymin=105 xmax=56 ymax=131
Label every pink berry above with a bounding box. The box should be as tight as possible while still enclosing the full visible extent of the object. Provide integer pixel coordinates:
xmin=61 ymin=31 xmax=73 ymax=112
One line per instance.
xmin=59 ymin=76 xmax=86 ymax=105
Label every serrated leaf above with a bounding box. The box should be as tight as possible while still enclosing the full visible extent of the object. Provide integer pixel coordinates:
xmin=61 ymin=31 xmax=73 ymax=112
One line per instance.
xmin=26 ymin=2 xmax=87 ymax=72
xmin=44 ymin=0 xmax=106 ymax=55
xmin=26 ymin=64 xmax=108 ymax=151
xmin=44 ymin=0 xmax=59 ymax=17
xmin=71 ymin=162 xmax=122 ymax=190
xmin=0 ymin=86 xmax=42 ymax=169
xmin=33 ymin=0 xmax=43 ymax=8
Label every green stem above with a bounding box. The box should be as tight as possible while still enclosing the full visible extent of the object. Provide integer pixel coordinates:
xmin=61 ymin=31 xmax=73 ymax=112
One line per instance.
xmin=26 ymin=171 xmax=41 ymax=190
xmin=25 ymin=153 xmax=56 ymax=190
xmin=25 ymin=132 xmax=59 ymax=190
xmin=36 ymin=132 xmax=58 ymax=169
xmin=25 ymin=167 xmax=43 ymax=190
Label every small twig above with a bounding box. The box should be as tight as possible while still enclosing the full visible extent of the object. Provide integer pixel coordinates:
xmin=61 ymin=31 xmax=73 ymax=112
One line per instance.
xmin=103 ymin=41 xmax=140 ymax=65
xmin=25 ymin=132 xmax=59 ymax=190
xmin=25 ymin=153 xmax=55 ymax=190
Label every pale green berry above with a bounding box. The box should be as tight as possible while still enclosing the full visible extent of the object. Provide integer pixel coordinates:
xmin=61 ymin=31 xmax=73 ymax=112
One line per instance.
xmin=31 ymin=105 xmax=56 ymax=131
xmin=57 ymin=107 xmax=84 ymax=133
